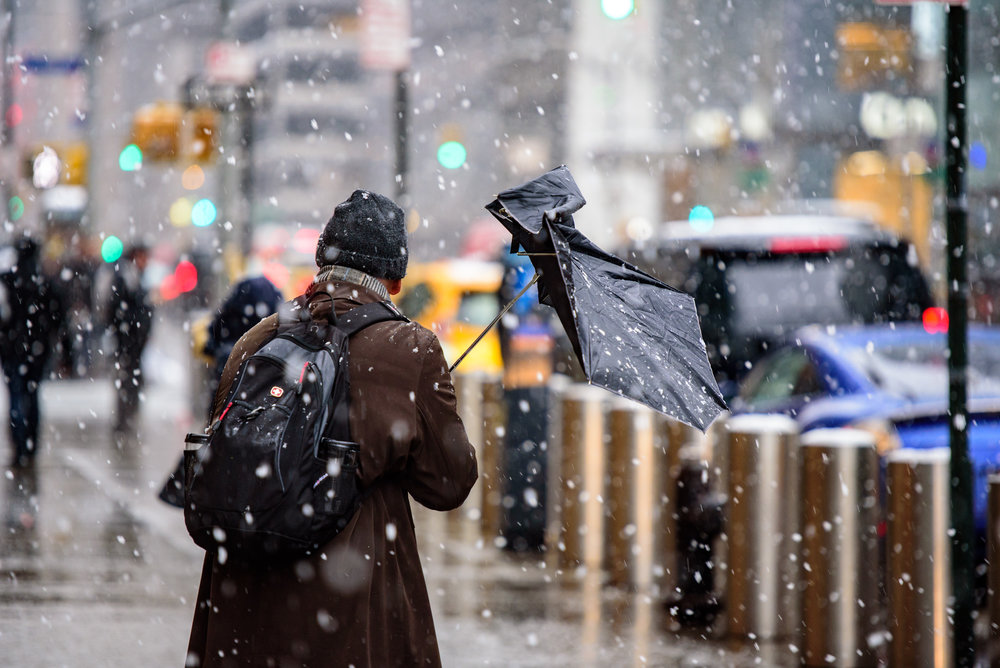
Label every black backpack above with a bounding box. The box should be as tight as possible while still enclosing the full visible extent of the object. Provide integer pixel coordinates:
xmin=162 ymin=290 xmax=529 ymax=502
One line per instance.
xmin=183 ymin=299 xmax=407 ymax=560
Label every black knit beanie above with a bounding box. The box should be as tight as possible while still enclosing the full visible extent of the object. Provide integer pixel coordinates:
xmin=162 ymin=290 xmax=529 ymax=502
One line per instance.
xmin=315 ymin=189 xmax=408 ymax=280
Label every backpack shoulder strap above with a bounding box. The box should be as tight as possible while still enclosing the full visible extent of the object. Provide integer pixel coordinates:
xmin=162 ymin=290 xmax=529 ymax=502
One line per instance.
xmin=336 ymin=301 xmax=408 ymax=337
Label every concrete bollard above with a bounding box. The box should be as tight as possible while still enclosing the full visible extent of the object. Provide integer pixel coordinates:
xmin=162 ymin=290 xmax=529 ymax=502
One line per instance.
xmin=478 ymin=379 xmax=506 ymax=544
xmin=548 ymin=383 xmax=607 ymax=574
xmin=453 ymin=373 xmax=495 ymax=521
xmin=605 ymin=400 xmax=681 ymax=592
xmin=799 ymin=428 xmax=881 ymax=668
xmin=989 ymin=475 xmax=1000 ymax=667
xmin=654 ymin=415 xmax=700 ymax=599
xmin=718 ymin=414 xmax=801 ymax=641
xmin=886 ymin=448 xmax=952 ymax=668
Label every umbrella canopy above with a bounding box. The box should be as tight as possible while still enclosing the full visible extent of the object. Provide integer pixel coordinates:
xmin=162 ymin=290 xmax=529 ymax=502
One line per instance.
xmin=485 ymin=165 xmax=727 ymax=431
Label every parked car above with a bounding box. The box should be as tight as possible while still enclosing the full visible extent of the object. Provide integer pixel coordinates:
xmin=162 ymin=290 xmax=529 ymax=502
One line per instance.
xmin=729 ymin=323 xmax=1000 ymax=531
xmin=396 ymin=258 xmax=504 ymax=374
xmin=621 ymin=215 xmax=935 ymax=397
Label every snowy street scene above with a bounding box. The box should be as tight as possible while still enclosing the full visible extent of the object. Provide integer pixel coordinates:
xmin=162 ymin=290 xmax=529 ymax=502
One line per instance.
xmin=2 ymin=1 xmax=1000 ymax=667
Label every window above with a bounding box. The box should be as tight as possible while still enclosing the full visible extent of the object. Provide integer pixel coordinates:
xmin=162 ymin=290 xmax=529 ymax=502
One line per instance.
xmin=456 ymin=292 xmax=499 ymax=327
xmin=398 ymin=283 xmax=433 ymax=320
xmin=740 ymin=349 xmax=822 ymax=405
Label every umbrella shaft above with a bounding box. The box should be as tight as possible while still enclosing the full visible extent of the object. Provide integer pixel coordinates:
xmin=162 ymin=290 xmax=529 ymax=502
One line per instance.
xmin=449 ymin=272 xmax=540 ymax=373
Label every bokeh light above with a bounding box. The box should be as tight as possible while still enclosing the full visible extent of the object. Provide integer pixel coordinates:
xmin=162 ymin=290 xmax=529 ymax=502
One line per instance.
xmin=970 ymin=142 xmax=988 ymax=171
xmin=191 ymin=198 xmax=217 ymax=227
xmin=174 ymin=260 xmax=198 ymax=292
xmin=688 ymin=205 xmax=715 ymax=233
xmin=182 ymin=164 xmax=205 ymax=190
xmin=436 ymin=141 xmax=467 ymax=169
xmin=169 ymin=197 xmax=193 ymax=226
xmin=601 ymin=0 xmax=635 ymax=20
xmin=923 ymin=307 xmax=949 ymax=334
xmin=5 ymin=103 xmax=22 ymax=128
xmin=101 ymin=235 xmax=124 ymax=263
xmin=292 ymin=228 xmax=320 ymax=255
xmin=118 ymin=144 xmax=143 ymax=172
xmin=8 ymin=196 xmax=24 ymax=221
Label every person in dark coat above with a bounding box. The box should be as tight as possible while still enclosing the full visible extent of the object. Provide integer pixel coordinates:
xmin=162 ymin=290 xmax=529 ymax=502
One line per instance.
xmin=186 ymin=190 xmax=478 ymax=667
xmin=157 ymin=274 xmax=282 ymax=507
xmin=202 ymin=274 xmax=284 ymax=407
xmin=0 ymin=238 xmax=65 ymax=467
xmin=106 ymin=245 xmax=153 ymax=448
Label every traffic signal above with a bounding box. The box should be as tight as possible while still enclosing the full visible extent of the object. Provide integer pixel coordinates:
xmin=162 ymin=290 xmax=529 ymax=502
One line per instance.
xmin=119 ymin=144 xmax=143 ymax=171
xmin=184 ymin=107 xmax=218 ymax=163
xmin=22 ymin=142 xmax=89 ymax=185
xmin=61 ymin=142 xmax=88 ymax=185
xmin=437 ymin=141 xmax=466 ymax=169
xmin=131 ymin=102 xmax=183 ymax=162
xmin=191 ymin=198 xmax=217 ymax=227
xmin=8 ymin=196 xmax=24 ymax=221
xmin=101 ymin=235 xmax=124 ymax=263
xmin=436 ymin=123 xmax=467 ymax=169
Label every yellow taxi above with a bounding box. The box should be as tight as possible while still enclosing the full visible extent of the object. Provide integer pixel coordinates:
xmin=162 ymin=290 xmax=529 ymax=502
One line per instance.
xmin=396 ymin=258 xmax=504 ymax=374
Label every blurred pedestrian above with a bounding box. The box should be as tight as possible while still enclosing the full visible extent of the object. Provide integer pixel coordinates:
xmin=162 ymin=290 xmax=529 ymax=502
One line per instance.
xmin=202 ymin=274 xmax=284 ymax=406
xmin=186 ymin=189 xmax=478 ymax=668
xmin=105 ymin=244 xmax=153 ymax=448
xmin=0 ymin=238 xmax=65 ymax=468
xmin=157 ymin=274 xmax=283 ymax=507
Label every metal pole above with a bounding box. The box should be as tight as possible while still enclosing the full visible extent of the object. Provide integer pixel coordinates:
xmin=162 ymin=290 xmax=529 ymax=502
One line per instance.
xmin=945 ymin=3 xmax=974 ymax=666
xmin=1 ymin=0 xmax=15 ymax=225
xmin=394 ymin=69 xmax=407 ymax=203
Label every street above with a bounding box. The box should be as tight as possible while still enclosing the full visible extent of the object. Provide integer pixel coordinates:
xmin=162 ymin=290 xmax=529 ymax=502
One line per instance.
xmin=0 ymin=313 xmax=783 ymax=668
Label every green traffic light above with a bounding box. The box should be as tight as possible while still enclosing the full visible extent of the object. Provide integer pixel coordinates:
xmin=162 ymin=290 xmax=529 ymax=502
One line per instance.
xmin=101 ymin=235 xmax=124 ymax=263
xmin=437 ymin=141 xmax=467 ymax=170
xmin=119 ymin=144 xmax=142 ymax=172
xmin=688 ymin=205 xmax=715 ymax=233
xmin=8 ymin=196 xmax=24 ymax=221
xmin=191 ymin=198 xmax=217 ymax=227
xmin=601 ymin=0 xmax=634 ymax=20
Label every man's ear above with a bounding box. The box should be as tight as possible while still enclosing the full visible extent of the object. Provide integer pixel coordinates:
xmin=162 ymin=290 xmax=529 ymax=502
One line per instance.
xmin=385 ymin=278 xmax=402 ymax=295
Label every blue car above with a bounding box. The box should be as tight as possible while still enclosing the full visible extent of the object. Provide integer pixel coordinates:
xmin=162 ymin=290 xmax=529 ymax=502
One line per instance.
xmin=729 ymin=323 xmax=1000 ymax=530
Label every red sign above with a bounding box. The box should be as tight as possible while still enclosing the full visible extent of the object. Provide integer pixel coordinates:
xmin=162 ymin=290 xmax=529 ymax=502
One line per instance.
xmin=361 ymin=0 xmax=411 ymax=71
xmin=205 ymin=42 xmax=256 ymax=84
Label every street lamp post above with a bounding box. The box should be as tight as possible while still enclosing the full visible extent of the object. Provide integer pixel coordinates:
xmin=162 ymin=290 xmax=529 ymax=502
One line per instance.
xmin=944 ymin=3 xmax=974 ymax=666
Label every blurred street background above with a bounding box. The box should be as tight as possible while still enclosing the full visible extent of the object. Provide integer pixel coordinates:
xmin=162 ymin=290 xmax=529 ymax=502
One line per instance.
xmin=3 ymin=0 xmax=1000 ymax=666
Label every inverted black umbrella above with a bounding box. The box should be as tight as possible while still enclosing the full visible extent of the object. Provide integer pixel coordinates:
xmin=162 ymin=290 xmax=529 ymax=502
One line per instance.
xmin=482 ymin=165 xmax=727 ymax=432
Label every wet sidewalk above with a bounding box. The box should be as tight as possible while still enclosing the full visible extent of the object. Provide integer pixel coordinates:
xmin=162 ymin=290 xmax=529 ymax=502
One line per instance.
xmin=0 ymin=319 xmax=789 ymax=667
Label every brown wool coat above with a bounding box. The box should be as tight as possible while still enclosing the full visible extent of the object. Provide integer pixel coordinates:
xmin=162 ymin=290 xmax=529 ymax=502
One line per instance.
xmin=186 ymin=281 xmax=478 ymax=668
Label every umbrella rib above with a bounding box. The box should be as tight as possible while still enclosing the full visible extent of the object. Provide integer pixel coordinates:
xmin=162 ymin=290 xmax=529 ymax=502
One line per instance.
xmin=448 ymin=272 xmax=541 ymax=373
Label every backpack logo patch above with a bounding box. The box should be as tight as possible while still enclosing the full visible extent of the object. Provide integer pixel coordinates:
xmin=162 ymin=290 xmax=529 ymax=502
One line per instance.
xmin=269 ymin=386 xmax=284 ymax=398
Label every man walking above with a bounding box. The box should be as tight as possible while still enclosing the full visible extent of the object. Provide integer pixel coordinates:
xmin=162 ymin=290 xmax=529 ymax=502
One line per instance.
xmin=186 ymin=190 xmax=478 ymax=667
xmin=0 ymin=237 xmax=64 ymax=468
xmin=106 ymin=245 xmax=153 ymax=448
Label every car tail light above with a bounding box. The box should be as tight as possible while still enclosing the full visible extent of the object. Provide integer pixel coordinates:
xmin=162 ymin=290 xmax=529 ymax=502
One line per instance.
xmin=768 ymin=236 xmax=847 ymax=253
xmin=922 ymin=307 xmax=949 ymax=334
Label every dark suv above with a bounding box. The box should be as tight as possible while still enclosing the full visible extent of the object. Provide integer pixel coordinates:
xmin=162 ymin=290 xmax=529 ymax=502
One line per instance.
xmin=621 ymin=215 xmax=935 ymax=397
